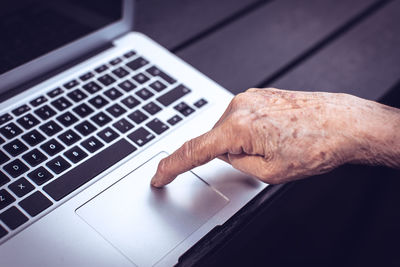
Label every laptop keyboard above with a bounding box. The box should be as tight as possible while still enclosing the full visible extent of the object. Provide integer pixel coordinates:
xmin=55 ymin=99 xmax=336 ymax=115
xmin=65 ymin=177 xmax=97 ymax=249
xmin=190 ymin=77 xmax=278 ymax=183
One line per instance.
xmin=0 ymin=50 xmax=208 ymax=241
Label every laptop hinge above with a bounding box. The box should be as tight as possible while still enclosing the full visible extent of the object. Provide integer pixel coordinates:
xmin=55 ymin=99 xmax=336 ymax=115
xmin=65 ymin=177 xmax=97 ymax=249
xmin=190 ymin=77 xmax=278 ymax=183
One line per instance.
xmin=0 ymin=42 xmax=115 ymax=103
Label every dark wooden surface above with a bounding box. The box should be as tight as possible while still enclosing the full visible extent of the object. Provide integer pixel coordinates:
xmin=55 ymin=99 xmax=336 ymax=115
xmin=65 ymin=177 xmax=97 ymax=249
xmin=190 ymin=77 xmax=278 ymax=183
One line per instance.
xmin=136 ymin=0 xmax=400 ymax=266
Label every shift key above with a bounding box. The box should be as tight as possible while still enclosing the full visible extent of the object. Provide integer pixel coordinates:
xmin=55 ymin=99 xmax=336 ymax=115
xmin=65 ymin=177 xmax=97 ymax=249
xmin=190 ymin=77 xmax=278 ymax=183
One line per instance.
xmin=156 ymin=84 xmax=191 ymax=107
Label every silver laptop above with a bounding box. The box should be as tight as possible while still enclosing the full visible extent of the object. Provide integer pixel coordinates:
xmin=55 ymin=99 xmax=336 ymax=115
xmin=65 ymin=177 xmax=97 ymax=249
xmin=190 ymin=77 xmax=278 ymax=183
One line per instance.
xmin=0 ymin=1 xmax=277 ymax=266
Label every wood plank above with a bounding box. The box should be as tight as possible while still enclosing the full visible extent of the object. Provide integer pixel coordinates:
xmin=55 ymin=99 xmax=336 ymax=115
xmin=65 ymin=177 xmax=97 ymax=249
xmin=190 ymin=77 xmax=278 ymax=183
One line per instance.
xmin=135 ymin=0 xmax=261 ymax=50
xmin=176 ymin=0 xmax=378 ymax=95
xmin=273 ymin=0 xmax=400 ymax=100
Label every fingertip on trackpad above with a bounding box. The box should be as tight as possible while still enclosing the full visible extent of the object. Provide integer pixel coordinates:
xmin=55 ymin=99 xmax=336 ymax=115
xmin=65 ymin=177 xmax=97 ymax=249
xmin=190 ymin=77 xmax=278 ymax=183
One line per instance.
xmin=76 ymin=152 xmax=229 ymax=266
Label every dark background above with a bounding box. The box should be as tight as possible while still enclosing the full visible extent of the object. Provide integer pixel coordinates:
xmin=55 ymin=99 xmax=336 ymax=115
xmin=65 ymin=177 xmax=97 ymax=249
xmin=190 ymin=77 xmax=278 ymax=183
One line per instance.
xmin=135 ymin=0 xmax=400 ymax=266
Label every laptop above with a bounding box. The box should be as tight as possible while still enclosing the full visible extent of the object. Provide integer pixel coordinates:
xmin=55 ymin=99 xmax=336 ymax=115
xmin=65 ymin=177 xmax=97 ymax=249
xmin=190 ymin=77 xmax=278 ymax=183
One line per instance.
xmin=0 ymin=1 xmax=280 ymax=266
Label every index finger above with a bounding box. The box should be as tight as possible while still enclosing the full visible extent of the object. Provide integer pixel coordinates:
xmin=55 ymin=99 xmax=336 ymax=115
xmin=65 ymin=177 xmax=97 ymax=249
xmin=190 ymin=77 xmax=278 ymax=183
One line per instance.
xmin=151 ymin=126 xmax=229 ymax=187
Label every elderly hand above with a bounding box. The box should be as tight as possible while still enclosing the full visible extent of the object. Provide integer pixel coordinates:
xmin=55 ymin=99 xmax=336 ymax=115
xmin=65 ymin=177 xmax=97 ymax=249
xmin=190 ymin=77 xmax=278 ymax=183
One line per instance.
xmin=151 ymin=88 xmax=400 ymax=187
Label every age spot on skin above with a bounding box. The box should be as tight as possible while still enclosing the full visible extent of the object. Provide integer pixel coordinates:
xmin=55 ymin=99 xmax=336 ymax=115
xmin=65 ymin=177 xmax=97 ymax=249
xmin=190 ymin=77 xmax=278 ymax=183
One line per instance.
xmin=320 ymin=151 xmax=326 ymax=159
xmin=292 ymin=129 xmax=298 ymax=138
xmin=290 ymin=116 xmax=298 ymax=122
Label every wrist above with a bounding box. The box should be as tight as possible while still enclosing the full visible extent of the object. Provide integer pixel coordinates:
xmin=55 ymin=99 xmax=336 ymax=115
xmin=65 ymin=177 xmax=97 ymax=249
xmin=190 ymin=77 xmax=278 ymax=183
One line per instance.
xmin=344 ymin=96 xmax=400 ymax=168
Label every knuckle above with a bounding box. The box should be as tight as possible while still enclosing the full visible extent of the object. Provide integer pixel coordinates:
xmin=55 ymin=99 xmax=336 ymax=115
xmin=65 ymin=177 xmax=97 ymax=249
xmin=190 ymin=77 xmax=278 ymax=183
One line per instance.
xmin=231 ymin=92 xmax=247 ymax=107
xmin=180 ymin=140 xmax=201 ymax=166
xmin=245 ymin=87 xmax=259 ymax=93
xmin=181 ymin=141 xmax=194 ymax=159
xmin=231 ymin=111 xmax=250 ymax=130
xmin=157 ymin=158 xmax=168 ymax=175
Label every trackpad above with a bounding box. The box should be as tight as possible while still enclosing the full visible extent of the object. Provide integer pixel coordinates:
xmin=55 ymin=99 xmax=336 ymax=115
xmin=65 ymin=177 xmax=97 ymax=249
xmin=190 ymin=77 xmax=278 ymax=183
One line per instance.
xmin=76 ymin=152 xmax=229 ymax=266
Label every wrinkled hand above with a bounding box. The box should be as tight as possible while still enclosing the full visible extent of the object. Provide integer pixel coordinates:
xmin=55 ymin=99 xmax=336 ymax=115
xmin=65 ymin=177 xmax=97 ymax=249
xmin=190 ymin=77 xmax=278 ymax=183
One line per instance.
xmin=151 ymin=88 xmax=400 ymax=187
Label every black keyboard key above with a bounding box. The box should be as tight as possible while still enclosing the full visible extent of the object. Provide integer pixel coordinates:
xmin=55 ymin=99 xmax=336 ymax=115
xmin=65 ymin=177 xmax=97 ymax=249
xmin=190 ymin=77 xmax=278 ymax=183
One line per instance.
xmin=4 ymin=159 xmax=29 ymax=178
xmin=98 ymin=74 xmax=116 ymax=86
xmin=121 ymin=96 xmax=140 ymax=109
xmin=19 ymin=191 xmax=52 ymax=217
xmin=58 ymin=129 xmax=81 ymax=146
xmin=39 ymin=120 xmax=62 ymax=136
xmin=0 ymin=189 xmax=15 ymax=211
xmin=40 ymin=139 xmax=65 ymax=156
xmin=81 ymin=136 xmax=104 ymax=153
xmin=0 ymin=172 xmax=10 ymax=186
xmin=123 ymin=50 xmax=136 ymax=58
xmin=82 ymin=81 xmax=102 ymax=94
xmin=64 ymin=146 xmax=88 ymax=164
xmin=91 ymin=112 xmax=111 ymax=127
xmin=46 ymin=156 xmax=71 ymax=175
xmin=109 ymin=57 xmax=122 ymax=65
xmin=47 ymin=87 xmax=64 ymax=98
xmin=135 ymin=88 xmax=154 ymax=101
xmin=174 ymin=102 xmax=195 ymax=116
xmin=112 ymin=67 xmax=129 ymax=78
xmin=146 ymin=119 xmax=169 ymax=135
xmin=94 ymin=64 xmax=108 ymax=73
xmin=142 ymin=102 xmax=162 ymax=115
xmin=9 ymin=178 xmax=34 ymax=198
xmin=126 ymin=56 xmax=148 ymax=71
xmin=106 ymin=104 xmax=126 ymax=118
xmin=0 ymin=113 xmax=13 ymax=126
xmin=79 ymin=72 xmax=94 ymax=81
xmin=146 ymin=66 xmax=176 ymax=84
xmin=22 ymin=149 xmax=47 ymax=167
xmin=3 ymin=139 xmax=28 ymax=157
xmin=0 ymin=224 xmax=7 ymax=238
xmin=194 ymin=98 xmax=208 ymax=108
xmin=75 ymin=121 xmax=97 ymax=136
xmin=89 ymin=95 xmax=109 ymax=109
xmin=16 ymin=114 xmax=40 ymax=130
xmin=63 ymin=79 xmax=79 ymax=89
xmin=30 ymin=95 xmax=48 ymax=107
xmin=104 ymin=87 xmax=123 ymax=100
xmin=118 ymin=80 xmax=136 ymax=92
xmin=0 ymin=136 xmax=4 ymax=144
xmin=156 ymin=84 xmax=191 ymax=107
xmin=128 ymin=127 xmax=155 ymax=147
xmin=12 ymin=104 xmax=31 ymax=116
xmin=113 ymin=119 xmax=134 ymax=134
xmin=149 ymin=80 xmax=167 ymax=92
xmin=67 ymin=89 xmax=87 ymax=103
xmin=34 ymin=105 xmax=56 ymax=120
xmin=128 ymin=110 xmax=148 ymax=124
xmin=0 ymin=123 xmax=22 ymax=139
xmin=132 ymin=73 xmax=149 ymax=84
xmin=167 ymin=115 xmax=182 ymax=126
xmin=73 ymin=103 xmax=94 ymax=118
xmin=22 ymin=130 xmax=45 ymax=146
xmin=0 ymin=151 xmax=9 ymax=165
xmin=0 ymin=206 xmax=28 ymax=230
xmin=44 ymin=139 xmax=136 ymax=201
xmin=51 ymin=97 xmax=72 ymax=111
xmin=97 ymin=127 xmax=119 ymax=143
xmin=56 ymin=111 xmax=78 ymax=127
xmin=28 ymin=166 xmax=54 ymax=185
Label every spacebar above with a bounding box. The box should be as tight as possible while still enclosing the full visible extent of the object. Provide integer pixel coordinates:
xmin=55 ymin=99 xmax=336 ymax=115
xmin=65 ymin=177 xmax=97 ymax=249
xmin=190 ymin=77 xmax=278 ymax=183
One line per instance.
xmin=43 ymin=139 xmax=137 ymax=201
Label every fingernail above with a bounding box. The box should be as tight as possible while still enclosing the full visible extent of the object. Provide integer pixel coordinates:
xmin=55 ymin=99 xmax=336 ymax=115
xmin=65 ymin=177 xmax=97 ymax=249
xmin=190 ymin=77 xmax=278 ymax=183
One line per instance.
xmin=151 ymin=174 xmax=160 ymax=187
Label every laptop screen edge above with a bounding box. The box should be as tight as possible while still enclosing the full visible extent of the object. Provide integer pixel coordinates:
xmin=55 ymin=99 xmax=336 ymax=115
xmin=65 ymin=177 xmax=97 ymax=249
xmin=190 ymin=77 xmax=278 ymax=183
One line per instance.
xmin=0 ymin=0 xmax=134 ymax=97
